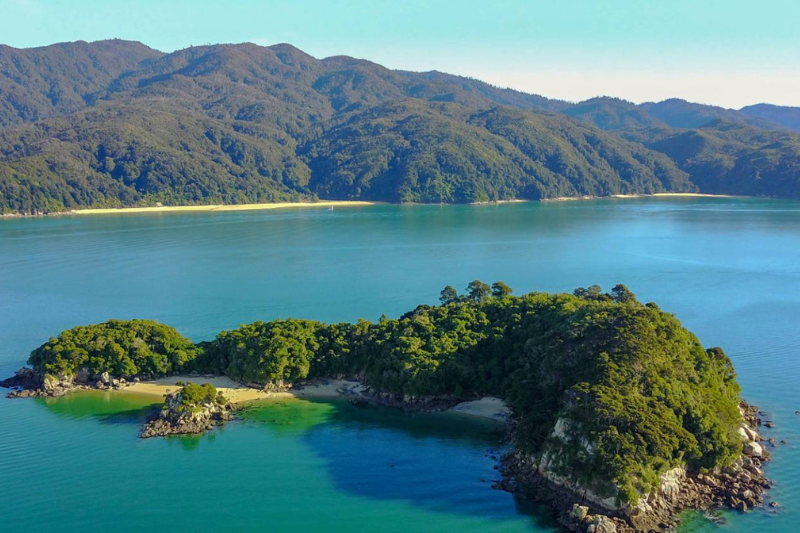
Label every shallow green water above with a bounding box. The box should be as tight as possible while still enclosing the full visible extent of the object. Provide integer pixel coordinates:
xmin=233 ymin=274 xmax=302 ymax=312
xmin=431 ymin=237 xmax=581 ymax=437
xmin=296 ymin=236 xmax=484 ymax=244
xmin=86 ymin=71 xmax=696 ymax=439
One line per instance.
xmin=2 ymin=198 xmax=799 ymax=531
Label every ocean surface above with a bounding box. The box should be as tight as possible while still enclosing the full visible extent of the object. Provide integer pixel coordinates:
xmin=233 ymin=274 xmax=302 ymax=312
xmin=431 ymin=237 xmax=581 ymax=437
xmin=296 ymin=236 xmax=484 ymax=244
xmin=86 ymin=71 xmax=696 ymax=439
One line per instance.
xmin=1 ymin=198 xmax=799 ymax=532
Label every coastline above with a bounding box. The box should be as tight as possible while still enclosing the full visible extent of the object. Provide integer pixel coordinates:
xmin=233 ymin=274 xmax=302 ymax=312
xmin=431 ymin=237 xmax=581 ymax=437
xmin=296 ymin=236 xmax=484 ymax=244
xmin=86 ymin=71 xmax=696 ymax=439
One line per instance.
xmin=541 ymin=192 xmax=744 ymax=203
xmin=119 ymin=376 xmax=510 ymax=422
xmin=0 ymin=200 xmax=377 ymax=219
xmin=1 ymin=193 xmax=759 ymax=219
xmin=70 ymin=200 xmax=377 ymax=216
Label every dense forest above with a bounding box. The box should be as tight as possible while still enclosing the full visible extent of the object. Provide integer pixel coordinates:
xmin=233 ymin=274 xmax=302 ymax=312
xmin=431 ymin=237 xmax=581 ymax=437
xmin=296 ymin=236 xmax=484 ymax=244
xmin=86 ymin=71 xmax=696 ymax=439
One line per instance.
xmin=0 ymin=40 xmax=799 ymax=213
xmin=26 ymin=283 xmax=742 ymax=505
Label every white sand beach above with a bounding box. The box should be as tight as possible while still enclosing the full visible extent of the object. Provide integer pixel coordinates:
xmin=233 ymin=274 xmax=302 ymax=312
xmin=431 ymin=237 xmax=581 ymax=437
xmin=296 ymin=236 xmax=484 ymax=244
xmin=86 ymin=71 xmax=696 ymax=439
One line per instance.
xmin=123 ymin=376 xmax=510 ymax=421
xmin=70 ymin=200 xmax=376 ymax=216
xmin=447 ymin=397 xmax=510 ymax=422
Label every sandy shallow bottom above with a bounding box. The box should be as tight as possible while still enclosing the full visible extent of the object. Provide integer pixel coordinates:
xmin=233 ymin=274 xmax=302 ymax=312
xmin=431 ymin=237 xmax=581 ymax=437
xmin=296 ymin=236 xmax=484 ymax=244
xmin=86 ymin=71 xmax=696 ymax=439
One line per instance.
xmin=122 ymin=376 xmax=509 ymax=421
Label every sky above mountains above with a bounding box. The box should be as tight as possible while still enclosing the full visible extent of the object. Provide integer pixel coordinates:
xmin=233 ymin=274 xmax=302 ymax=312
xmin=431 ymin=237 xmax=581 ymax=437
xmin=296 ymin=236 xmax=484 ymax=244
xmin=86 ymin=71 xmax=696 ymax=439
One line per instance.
xmin=1 ymin=0 xmax=797 ymax=108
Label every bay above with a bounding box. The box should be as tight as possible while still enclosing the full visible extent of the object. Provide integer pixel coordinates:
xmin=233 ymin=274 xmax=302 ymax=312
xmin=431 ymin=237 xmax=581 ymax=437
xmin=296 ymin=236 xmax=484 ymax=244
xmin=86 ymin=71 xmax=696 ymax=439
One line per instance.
xmin=1 ymin=198 xmax=799 ymax=531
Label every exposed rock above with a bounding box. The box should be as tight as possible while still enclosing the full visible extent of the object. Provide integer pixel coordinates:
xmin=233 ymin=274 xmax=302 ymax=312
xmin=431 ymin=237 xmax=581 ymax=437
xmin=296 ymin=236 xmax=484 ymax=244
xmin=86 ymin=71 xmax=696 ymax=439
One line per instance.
xmin=570 ymin=504 xmax=589 ymax=521
xmin=141 ymin=387 xmax=233 ymax=438
xmin=743 ymin=441 xmax=763 ymax=458
xmin=0 ymin=367 xmax=43 ymax=393
xmin=498 ymin=400 xmax=771 ymax=533
xmin=587 ymin=515 xmax=618 ymax=533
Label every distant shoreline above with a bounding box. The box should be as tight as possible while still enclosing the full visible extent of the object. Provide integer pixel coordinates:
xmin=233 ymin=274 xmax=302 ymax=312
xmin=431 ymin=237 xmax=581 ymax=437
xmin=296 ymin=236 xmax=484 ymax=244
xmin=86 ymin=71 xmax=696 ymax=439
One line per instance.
xmin=0 ymin=193 xmax=756 ymax=219
xmin=71 ymin=200 xmax=377 ymax=216
xmin=541 ymin=192 xmax=744 ymax=203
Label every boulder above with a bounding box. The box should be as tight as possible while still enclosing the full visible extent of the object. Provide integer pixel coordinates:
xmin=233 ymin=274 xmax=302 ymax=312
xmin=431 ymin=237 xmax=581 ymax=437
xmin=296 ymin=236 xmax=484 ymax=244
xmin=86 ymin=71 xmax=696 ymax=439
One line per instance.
xmin=570 ymin=503 xmax=589 ymax=521
xmin=737 ymin=427 xmax=749 ymax=441
xmin=587 ymin=515 xmax=617 ymax=533
xmin=100 ymin=372 xmax=111 ymax=385
xmin=743 ymin=426 xmax=759 ymax=441
xmin=743 ymin=442 xmax=763 ymax=458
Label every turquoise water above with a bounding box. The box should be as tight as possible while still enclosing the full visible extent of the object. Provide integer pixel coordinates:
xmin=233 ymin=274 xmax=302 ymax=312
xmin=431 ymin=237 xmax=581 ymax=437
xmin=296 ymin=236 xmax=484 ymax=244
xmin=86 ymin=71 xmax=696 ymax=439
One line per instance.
xmin=1 ymin=198 xmax=799 ymax=531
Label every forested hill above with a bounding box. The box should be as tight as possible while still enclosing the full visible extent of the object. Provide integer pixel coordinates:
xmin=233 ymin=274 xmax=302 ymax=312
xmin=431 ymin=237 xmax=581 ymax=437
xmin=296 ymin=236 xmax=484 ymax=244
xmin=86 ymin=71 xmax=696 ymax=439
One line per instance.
xmin=1 ymin=39 xmax=799 ymax=213
xmin=19 ymin=283 xmax=743 ymax=509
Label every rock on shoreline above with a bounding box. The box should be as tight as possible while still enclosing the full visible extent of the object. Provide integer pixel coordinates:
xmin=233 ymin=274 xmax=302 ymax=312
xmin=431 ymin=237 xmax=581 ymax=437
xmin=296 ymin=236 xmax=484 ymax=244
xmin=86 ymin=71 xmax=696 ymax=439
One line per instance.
xmin=1 ymin=367 xmax=138 ymax=398
xmin=495 ymin=400 xmax=772 ymax=532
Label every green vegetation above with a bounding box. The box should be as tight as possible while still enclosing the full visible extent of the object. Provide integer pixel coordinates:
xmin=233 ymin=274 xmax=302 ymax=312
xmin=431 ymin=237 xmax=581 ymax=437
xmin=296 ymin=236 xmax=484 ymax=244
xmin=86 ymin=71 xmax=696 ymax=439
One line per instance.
xmin=177 ymin=382 xmax=226 ymax=407
xmin=2 ymin=40 xmax=799 ymax=213
xmin=26 ymin=283 xmax=742 ymax=505
xmin=28 ymin=319 xmax=196 ymax=377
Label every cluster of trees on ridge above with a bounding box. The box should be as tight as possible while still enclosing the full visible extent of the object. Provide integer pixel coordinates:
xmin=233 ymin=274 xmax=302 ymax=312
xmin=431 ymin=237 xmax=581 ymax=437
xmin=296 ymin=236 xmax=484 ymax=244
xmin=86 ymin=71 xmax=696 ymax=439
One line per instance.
xmin=26 ymin=282 xmax=742 ymax=505
xmin=1 ymin=40 xmax=799 ymax=213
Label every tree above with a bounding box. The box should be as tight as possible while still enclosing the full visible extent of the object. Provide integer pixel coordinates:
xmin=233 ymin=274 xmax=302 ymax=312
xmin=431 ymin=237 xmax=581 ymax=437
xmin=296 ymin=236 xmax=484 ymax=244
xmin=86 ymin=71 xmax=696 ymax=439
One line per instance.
xmin=573 ymin=285 xmax=604 ymax=300
xmin=466 ymin=280 xmax=491 ymax=302
xmin=440 ymin=285 xmax=459 ymax=305
xmin=491 ymin=281 xmax=513 ymax=298
xmin=611 ymin=284 xmax=636 ymax=304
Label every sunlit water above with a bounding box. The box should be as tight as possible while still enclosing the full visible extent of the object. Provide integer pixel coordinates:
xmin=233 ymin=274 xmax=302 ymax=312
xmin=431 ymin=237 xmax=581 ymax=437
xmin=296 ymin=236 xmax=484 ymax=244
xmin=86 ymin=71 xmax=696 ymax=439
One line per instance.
xmin=1 ymin=198 xmax=799 ymax=531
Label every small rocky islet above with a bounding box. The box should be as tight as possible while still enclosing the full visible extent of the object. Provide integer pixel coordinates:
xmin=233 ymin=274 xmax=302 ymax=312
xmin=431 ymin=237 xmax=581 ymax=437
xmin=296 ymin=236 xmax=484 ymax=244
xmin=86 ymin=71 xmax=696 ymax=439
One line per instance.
xmin=140 ymin=382 xmax=233 ymax=438
xmin=0 ymin=283 xmax=782 ymax=532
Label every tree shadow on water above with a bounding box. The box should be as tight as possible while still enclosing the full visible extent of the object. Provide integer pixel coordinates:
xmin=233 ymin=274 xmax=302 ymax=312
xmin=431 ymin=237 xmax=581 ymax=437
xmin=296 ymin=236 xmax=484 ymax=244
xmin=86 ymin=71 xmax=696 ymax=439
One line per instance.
xmin=301 ymin=400 xmax=558 ymax=528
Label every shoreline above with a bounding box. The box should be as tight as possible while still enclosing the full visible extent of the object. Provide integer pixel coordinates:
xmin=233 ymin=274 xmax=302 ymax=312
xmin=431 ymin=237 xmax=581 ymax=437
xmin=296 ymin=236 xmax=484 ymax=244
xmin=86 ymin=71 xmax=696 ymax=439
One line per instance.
xmin=71 ymin=200 xmax=377 ymax=216
xmin=1 ymin=193 xmax=763 ymax=219
xmin=0 ymin=200 xmax=378 ymax=219
xmin=118 ymin=376 xmax=510 ymax=422
xmin=541 ymin=192 xmax=746 ymax=203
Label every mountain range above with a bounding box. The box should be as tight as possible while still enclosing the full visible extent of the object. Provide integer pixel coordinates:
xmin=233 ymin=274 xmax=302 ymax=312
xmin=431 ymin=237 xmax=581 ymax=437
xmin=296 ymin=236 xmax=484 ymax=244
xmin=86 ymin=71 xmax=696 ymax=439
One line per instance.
xmin=1 ymin=39 xmax=799 ymax=214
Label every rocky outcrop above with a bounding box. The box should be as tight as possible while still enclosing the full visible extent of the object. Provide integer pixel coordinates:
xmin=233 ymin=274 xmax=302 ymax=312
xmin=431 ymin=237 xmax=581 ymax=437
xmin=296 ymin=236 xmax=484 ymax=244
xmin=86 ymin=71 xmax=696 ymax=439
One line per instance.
xmin=2 ymin=366 xmax=137 ymax=398
xmin=141 ymin=389 xmax=233 ymax=438
xmin=497 ymin=400 xmax=773 ymax=532
xmin=0 ymin=367 xmax=44 ymax=395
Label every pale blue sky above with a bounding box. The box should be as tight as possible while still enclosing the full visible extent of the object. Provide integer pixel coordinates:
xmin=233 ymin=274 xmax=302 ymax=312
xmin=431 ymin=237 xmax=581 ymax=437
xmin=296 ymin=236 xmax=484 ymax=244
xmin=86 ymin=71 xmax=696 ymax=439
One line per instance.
xmin=1 ymin=0 xmax=798 ymax=107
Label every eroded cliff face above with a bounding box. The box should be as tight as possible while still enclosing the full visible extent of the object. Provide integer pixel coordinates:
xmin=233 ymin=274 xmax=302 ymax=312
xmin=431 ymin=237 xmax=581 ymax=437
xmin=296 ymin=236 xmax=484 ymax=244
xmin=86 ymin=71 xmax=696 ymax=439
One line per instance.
xmin=499 ymin=403 xmax=771 ymax=532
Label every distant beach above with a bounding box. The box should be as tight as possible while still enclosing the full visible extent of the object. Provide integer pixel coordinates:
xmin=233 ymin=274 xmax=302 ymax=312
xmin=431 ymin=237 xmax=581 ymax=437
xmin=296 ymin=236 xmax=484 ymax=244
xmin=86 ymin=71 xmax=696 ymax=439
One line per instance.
xmin=70 ymin=200 xmax=377 ymax=216
xmin=542 ymin=192 xmax=742 ymax=203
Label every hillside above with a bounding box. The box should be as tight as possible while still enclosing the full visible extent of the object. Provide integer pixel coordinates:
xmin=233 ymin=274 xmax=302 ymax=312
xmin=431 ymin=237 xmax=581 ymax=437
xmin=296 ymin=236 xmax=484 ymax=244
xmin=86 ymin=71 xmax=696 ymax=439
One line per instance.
xmin=0 ymin=39 xmax=799 ymax=213
xmin=741 ymin=103 xmax=800 ymax=133
xmin=644 ymin=120 xmax=800 ymax=197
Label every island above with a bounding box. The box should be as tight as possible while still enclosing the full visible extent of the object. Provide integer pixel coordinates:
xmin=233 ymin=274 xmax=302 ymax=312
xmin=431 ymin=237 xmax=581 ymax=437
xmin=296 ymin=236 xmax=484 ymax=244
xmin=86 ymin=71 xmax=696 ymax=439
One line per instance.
xmin=140 ymin=382 xmax=233 ymax=438
xmin=0 ymin=283 xmax=771 ymax=532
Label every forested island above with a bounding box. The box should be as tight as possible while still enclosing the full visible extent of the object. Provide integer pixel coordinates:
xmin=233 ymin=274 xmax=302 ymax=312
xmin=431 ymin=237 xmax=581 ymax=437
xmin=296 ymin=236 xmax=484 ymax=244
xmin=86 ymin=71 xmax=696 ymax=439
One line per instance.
xmin=0 ymin=283 xmax=772 ymax=532
xmin=2 ymin=40 xmax=800 ymax=214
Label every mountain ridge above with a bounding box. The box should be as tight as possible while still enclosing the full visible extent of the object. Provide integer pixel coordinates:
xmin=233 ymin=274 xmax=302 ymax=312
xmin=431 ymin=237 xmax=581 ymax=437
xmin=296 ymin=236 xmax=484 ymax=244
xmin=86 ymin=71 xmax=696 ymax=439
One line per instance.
xmin=1 ymin=39 xmax=799 ymax=213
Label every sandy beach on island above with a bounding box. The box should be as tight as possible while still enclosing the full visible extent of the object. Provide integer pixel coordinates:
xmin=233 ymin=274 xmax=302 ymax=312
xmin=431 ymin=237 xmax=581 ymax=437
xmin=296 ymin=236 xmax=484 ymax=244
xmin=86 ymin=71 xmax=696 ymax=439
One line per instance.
xmin=69 ymin=200 xmax=376 ymax=216
xmin=121 ymin=376 xmax=510 ymax=421
xmin=124 ymin=375 xmax=285 ymax=403
xmin=123 ymin=377 xmax=376 ymax=404
xmin=448 ymin=397 xmax=510 ymax=421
